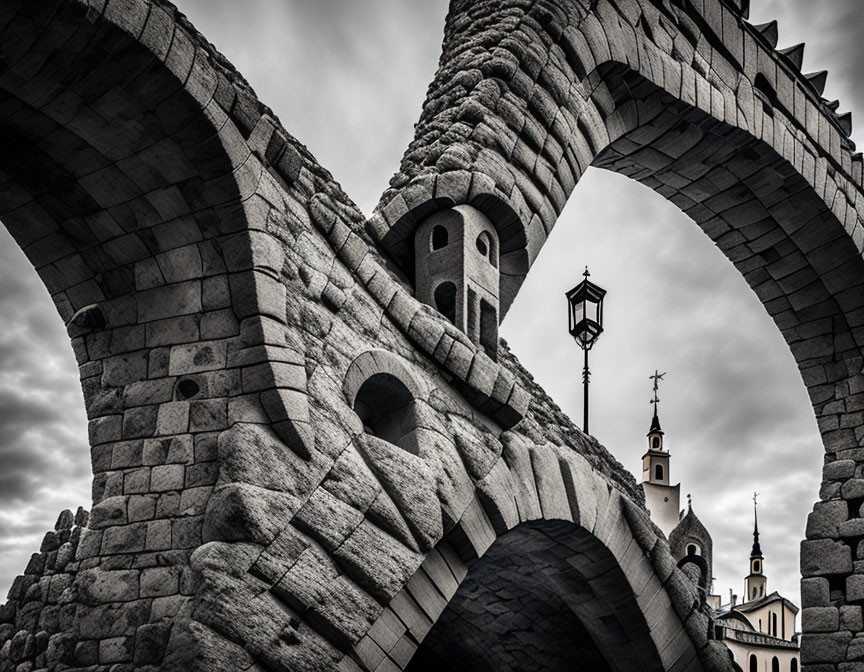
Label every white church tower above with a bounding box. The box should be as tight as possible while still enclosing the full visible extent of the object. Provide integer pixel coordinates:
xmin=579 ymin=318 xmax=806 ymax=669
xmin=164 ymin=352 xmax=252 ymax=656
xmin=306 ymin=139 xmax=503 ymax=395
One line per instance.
xmin=641 ymin=371 xmax=681 ymax=537
xmin=746 ymin=494 xmax=767 ymax=602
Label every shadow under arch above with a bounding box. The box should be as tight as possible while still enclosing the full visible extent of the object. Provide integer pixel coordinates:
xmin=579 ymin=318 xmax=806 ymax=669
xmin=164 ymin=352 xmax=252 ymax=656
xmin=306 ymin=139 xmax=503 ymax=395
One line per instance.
xmin=404 ymin=519 xmax=664 ymax=672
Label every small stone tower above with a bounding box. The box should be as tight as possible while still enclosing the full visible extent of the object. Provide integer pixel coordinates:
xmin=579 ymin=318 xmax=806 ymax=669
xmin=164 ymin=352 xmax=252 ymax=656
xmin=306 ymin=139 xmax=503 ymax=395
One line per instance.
xmin=641 ymin=407 xmax=681 ymax=537
xmin=414 ymin=205 xmax=500 ymax=359
xmin=746 ymin=496 xmax=767 ymax=601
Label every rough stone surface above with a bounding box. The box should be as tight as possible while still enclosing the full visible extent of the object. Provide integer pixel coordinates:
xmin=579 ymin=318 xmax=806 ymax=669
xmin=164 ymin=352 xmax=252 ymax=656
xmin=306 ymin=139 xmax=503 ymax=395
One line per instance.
xmin=0 ymin=0 xmax=862 ymax=670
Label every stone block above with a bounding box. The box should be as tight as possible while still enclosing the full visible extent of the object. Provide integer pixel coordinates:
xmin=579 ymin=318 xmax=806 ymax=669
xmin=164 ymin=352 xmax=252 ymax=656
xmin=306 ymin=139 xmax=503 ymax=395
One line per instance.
xmin=138 ymin=281 xmax=202 ymax=323
xmin=151 ymin=464 xmax=185 ymax=492
xmin=803 ymin=606 xmax=840 ymax=632
xmin=808 ymin=501 xmax=851 ymax=539
xmin=140 ymin=567 xmax=180 ymax=598
xmin=169 ymin=341 xmax=228 ymax=375
xmin=849 ymin=574 xmax=864 ymax=602
xmin=802 ymin=539 xmax=853 ymax=576
xmin=802 ymin=577 xmax=831 ymax=607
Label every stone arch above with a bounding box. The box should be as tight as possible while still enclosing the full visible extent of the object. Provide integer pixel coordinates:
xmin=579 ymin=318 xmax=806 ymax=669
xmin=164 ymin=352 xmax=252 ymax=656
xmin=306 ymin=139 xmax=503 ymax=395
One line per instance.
xmin=344 ymin=350 xmax=431 ymax=410
xmin=344 ymin=439 xmax=734 ymax=672
xmin=372 ymin=0 xmax=864 ymax=653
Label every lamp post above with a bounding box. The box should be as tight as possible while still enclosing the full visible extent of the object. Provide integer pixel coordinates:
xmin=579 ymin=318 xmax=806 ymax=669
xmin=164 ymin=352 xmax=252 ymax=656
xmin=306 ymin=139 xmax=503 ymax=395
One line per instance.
xmin=565 ymin=267 xmax=606 ymax=435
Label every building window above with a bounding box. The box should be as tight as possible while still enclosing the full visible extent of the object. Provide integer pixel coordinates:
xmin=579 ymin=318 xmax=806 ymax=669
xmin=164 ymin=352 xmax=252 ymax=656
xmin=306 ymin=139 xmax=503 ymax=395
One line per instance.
xmin=652 ymin=436 xmax=660 ymax=449
xmin=353 ymin=372 xmax=420 ymax=455
xmin=750 ymin=654 xmax=757 ymax=672
xmin=791 ymin=659 xmax=798 ymax=672
xmin=432 ymin=224 xmax=448 ymax=250
xmin=772 ymin=657 xmax=779 ymax=672
xmin=772 ymin=613 xmax=778 ymax=637
xmin=434 ymin=281 xmax=457 ymax=324
xmin=476 ymin=231 xmax=497 ymax=267
xmin=479 ymin=298 xmax=497 ymax=359
xmin=687 ymin=544 xmax=697 ymax=556
xmin=754 ymin=560 xmax=760 ymax=572
xmin=655 ymin=464 xmax=664 ymax=481
xmin=754 ymin=588 xmax=758 ymax=599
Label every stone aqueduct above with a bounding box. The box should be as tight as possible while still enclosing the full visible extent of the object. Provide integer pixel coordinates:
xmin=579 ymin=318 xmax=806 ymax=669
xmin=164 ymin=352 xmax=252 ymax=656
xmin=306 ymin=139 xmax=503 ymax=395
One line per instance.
xmin=0 ymin=0 xmax=861 ymax=669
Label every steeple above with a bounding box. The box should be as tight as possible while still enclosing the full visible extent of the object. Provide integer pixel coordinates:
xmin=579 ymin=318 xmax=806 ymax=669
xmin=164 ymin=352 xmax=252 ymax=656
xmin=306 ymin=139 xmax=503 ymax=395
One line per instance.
xmin=751 ymin=493 xmax=763 ymax=559
xmin=646 ymin=370 xmax=666 ymax=451
xmin=745 ymin=493 xmax=767 ymax=602
xmin=641 ymin=371 xmax=679 ymax=536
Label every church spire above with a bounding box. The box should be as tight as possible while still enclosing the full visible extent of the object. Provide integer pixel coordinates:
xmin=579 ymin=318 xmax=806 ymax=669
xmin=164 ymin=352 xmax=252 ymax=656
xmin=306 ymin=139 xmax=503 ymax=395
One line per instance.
xmin=647 ymin=371 xmax=665 ymax=446
xmin=751 ymin=492 xmax=763 ymax=559
xmin=745 ymin=493 xmax=767 ymax=601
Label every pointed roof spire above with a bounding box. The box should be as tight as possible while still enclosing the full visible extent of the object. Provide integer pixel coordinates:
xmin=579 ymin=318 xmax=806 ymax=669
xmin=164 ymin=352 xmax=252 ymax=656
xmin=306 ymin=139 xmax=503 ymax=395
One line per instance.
xmin=647 ymin=370 xmax=665 ymax=437
xmin=751 ymin=492 xmax=763 ymax=559
xmin=648 ymin=406 xmax=663 ymax=436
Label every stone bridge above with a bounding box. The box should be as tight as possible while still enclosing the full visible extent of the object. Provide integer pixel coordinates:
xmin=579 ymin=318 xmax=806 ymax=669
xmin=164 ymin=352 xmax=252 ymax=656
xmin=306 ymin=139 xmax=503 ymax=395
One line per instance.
xmin=0 ymin=0 xmax=861 ymax=670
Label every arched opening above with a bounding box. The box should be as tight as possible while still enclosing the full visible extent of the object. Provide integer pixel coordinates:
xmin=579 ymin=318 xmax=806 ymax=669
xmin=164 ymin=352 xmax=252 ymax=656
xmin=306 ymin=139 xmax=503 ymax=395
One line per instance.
xmin=432 ymin=224 xmax=449 ymax=250
xmin=750 ymin=654 xmax=758 ymax=672
xmin=754 ymin=560 xmax=761 ymax=573
xmin=353 ymin=372 xmax=420 ymax=454
xmin=433 ymin=281 xmax=457 ymax=324
xmin=772 ymin=656 xmax=780 ymax=672
xmin=772 ymin=612 xmax=778 ymax=637
xmin=475 ymin=230 xmax=497 ymax=268
xmin=791 ymin=658 xmax=798 ymax=672
xmin=654 ymin=464 xmax=664 ymax=481
xmin=651 ymin=436 xmax=660 ymax=449
xmin=687 ymin=544 xmax=698 ymax=556
xmin=403 ymin=521 xmax=666 ymax=672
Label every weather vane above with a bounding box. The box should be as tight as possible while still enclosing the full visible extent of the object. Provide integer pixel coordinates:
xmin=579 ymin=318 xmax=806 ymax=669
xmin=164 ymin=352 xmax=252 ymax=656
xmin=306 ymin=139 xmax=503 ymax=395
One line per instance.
xmin=753 ymin=492 xmax=759 ymax=507
xmin=649 ymin=370 xmax=666 ymax=408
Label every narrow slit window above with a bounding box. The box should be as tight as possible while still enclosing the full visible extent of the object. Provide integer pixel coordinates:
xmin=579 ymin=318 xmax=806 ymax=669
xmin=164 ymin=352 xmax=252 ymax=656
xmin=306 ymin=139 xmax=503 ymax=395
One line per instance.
xmin=479 ymin=299 xmax=497 ymax=360
xmin=434 ymin=281 xmax=457 ymax=324
xmin=431 ymin=225 xmax=448 ymax=250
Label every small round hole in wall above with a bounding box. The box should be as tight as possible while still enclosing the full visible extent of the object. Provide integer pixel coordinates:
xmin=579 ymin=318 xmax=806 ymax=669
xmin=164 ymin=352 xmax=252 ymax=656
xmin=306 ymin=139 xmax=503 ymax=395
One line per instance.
xmin=177 ymin=379 xmax=200 ymax=399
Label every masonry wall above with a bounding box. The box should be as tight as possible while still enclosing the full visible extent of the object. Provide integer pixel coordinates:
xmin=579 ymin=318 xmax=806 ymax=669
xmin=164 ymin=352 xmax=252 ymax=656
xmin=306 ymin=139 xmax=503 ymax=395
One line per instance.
xmin=0 ymin=0 xmax=863 ymax=669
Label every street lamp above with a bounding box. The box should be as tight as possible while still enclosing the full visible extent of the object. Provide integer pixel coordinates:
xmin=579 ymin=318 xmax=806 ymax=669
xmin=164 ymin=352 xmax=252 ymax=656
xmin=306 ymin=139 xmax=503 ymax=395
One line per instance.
xmin=566 ymin=267 xmax=606 ymax=435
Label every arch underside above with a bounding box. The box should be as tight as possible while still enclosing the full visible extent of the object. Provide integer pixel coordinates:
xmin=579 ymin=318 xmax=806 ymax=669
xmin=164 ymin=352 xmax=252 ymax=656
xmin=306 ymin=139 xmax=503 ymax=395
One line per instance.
xmin=405 ymin=521 xmax=663 ymax=672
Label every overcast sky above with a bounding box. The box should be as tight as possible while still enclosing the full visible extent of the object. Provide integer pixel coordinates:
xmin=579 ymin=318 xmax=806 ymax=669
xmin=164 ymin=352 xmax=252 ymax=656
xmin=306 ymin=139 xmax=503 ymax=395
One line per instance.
xmin=1 ymin=0 xmax=862 ymax=618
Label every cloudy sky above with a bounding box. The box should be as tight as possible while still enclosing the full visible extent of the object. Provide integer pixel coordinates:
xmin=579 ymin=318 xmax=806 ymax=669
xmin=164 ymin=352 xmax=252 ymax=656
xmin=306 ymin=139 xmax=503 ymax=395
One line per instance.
xmin=1 ymin=0 xmax=862 ymax=617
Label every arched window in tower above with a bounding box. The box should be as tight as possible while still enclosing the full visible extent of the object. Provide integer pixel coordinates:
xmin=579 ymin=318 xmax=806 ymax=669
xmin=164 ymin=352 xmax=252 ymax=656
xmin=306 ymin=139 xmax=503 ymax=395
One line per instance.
xmin=434 ymin=281 xmax=457 ymax=324
xmin=772 ymin=656 xmax=780 ymax=672
xmin=655 ymin=464 xmax=664 ymax=481
xmin=754 ymin=560 xmax=760 ymax=572
xmin=431 ymin=224 xmax=448 ymax=250
xmin=686 ymin=544 xmax=697 ymax=556
xmin=749 ymin=655 xmax=758 ymax=672
xmin=475 ymin=230 xmax=497 ymax=268
xmin=353 ymin=372 xmax=420 ymax=455
xmin=791 ymin=658 xmax=798 ymax=672
xmin=652 ymin=436 xmax=660 ymax=449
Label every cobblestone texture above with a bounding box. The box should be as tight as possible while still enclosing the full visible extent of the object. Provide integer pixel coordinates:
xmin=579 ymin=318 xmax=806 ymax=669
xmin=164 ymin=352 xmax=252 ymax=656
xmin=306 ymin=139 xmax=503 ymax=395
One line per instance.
xmin=0 ymin=0 xmax=860 ymax=670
